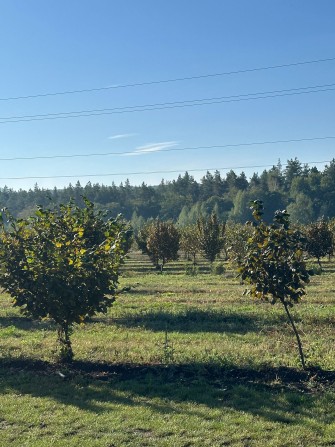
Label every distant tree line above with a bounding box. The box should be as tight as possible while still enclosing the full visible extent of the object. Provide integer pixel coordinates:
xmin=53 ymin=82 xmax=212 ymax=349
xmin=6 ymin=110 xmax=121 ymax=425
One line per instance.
xmin=1 ymin=158 xmax=335 ymax=225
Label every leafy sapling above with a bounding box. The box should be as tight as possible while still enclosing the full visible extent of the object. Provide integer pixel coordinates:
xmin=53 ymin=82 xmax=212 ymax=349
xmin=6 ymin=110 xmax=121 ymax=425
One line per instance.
xmin=197 ymin=213 xmax=225 ymax=264
xmin=146 ymin=220 xmax=180 ymax=272
xmin=305 ymin=218 xmax=333 ymax=270
xmin=238 ymin=200 xmax=309 ymax=369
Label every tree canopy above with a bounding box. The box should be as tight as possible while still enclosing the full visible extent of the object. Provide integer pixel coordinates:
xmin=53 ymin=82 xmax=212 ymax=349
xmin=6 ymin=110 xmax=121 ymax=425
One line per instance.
xmin=0 ymin=198 xmax=130 ymax=362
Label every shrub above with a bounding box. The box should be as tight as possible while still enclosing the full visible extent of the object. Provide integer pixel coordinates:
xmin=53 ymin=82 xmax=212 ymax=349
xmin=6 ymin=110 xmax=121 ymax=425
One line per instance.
xmin=307 ymin=263 xmax=322 ymax=276
xmin=211 ymin=262 xmax=226 ymax=275
xmin=0 ymin=199 xmax=129 ymax=362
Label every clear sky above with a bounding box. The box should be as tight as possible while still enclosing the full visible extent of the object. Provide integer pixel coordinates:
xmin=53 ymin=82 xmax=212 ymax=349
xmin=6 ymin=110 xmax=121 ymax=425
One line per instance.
xmin=0 ymin=0 xmax=335 ymax=190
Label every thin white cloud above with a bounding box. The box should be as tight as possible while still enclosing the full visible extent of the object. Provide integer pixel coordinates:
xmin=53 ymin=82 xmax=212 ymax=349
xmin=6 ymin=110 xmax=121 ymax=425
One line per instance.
xmin=108 ymin=133 xmax=136 ymax=140
xmin=121 ymin=141 xmax=178 ymax=156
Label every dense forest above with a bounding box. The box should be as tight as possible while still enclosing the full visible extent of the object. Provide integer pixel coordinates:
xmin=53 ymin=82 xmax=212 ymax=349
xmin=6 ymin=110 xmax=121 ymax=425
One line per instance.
xmin=1 ymin=157 xmax=334 ymax=228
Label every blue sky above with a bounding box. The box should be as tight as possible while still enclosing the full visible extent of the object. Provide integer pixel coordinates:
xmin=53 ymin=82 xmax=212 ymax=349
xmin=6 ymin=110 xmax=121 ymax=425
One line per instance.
xmin=0 ymin=0 xmax=335 ymax=190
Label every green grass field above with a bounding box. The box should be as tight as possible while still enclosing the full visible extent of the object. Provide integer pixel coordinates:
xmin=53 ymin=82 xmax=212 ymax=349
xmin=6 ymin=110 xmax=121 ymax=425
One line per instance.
xmin=1 ymin=253 xmax=335 ymax=446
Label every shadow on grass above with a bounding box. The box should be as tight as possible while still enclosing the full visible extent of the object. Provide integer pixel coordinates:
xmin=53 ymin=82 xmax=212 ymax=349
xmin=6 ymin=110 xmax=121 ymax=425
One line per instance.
xmin=0 ymin=308 xmax=299 ymax=336
xmin=0 ymin=316 xmax=55 ymax=332
xmin=104 ymin=308 xmax=288 ymax=334
xmin=1 ymin=357 xmax=334 ymax=425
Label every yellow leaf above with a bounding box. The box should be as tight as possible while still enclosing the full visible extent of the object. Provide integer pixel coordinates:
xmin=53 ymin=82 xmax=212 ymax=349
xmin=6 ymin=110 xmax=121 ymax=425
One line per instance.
xmin=77 ymin=227 xmax=84 ymax=238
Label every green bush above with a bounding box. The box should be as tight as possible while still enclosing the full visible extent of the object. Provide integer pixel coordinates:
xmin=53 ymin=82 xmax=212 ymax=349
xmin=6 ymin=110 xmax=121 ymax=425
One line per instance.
xmin=0 ymin=199 xmax=129 ymax=362
xmin=211 ymin=262 xmax=226 ymax=275
xmin=307 ymin=263 xmax=323 ymax=275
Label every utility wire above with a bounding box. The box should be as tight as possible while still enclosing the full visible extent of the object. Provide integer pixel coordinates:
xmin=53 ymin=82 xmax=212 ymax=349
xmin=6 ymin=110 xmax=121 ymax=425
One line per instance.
xmin=2 ymin=82 xmax=335 ymax=120
xmin=1 ymin=56 xmax=335 ymax=102
xmin=0 ymin=160 xmax=331 ymax=181
xmin=1 ymin=83 xmax=335 ymax=125
xmin=1 ymin=135 xmax=335 ymax=161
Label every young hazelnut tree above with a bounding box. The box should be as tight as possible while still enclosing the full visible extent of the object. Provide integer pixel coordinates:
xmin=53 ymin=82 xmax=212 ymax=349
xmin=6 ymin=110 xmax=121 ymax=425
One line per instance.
xmin=180 ymin=224 xmax=201 ymax=265
xmin=146 ymin=220 xmax=180 ymax=272
xmin=197 ymin=213 xmax=225 ymax=264
xmin=0 ymin=198 xmax=130 ymax=362
xmin=305 ymin=218 xmax=333 ymax=270
xmin=238 ymin=200 xmax=310 ymax=369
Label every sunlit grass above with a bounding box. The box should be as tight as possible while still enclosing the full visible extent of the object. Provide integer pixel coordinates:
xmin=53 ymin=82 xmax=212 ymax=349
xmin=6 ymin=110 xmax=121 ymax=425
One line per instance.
xmin=1 ymin=255 xmax=335 ymax=446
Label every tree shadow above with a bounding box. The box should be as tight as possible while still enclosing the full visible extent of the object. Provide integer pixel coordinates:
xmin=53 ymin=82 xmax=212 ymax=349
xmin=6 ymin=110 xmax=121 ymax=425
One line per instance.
xmin=1 ymin=357 xmax=333 ymax=425
xmin=119 ymin=288 xmax=159 ymax=296
xmin=105 ymin=308 xmax=288 ymax=334
xmin=0 ymin=316 xmax=55 ymax=331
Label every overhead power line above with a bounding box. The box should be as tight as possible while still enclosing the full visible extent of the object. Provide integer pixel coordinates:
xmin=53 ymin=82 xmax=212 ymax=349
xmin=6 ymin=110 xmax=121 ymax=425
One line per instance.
xmin=1 ymin=135 xmax=335 ymax=161
xmin=0 ymin=160 xmax=331 ymax=181
xmin=1 ymin=56 xmax=335 ymax=102
xmin=1 ymin=82 xmax=335 ymax=125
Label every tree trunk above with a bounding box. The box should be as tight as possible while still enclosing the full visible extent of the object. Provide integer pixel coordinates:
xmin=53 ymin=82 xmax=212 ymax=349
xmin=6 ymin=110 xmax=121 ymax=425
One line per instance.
xmin=57 ymin=323 xmax=73 ymax=363
xmin=282 ymin=301 xmax=306 ymax=369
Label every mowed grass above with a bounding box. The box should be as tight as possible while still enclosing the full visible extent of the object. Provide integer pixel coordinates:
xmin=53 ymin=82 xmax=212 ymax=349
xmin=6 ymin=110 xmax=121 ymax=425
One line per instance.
xmin=1 ymin=253 xmax=335 ymax=446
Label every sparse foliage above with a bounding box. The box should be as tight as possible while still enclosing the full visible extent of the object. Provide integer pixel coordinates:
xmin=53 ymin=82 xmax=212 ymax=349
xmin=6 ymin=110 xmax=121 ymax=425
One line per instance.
xmin=238 ymin=200 xmax=310 ymax=368
xmin=225 ymin=222 xmax=253 ymax=264
xmin=180 ymin=224 xmax=200 ymax=265
xmin=136 ymin=226 xmax=148 ymax=253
